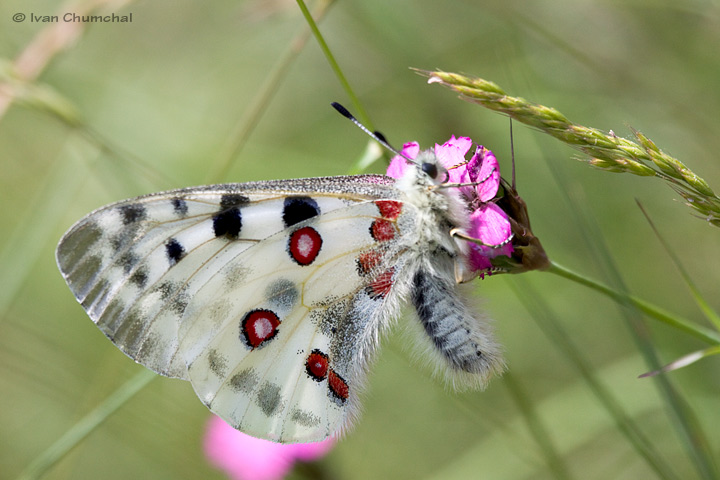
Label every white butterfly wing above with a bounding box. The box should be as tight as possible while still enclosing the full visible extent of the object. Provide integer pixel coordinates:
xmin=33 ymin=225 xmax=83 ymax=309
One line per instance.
xmin=182 ymin=201 xmax=408 ymax=441
xmin=56 ymin=175 xmax=407 ymax=442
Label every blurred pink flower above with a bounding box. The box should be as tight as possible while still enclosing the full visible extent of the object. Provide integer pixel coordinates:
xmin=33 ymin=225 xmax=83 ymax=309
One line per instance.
xmin=386 ymin=137 xmax=513 ymax=275
xmin=203 ymin=416 xmax=335 ymax=480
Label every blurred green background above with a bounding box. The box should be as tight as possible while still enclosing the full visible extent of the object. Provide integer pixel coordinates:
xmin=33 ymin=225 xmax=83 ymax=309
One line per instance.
xmin=1 ymin=0 xmax=719 ymax=479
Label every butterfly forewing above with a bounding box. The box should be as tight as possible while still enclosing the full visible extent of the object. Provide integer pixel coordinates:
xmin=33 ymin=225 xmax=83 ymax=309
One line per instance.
xmin=56 ymin=175 xmax=411 ymax=442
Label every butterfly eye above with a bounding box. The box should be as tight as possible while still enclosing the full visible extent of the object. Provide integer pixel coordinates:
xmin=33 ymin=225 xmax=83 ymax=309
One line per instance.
xmin=421 ymin=162 xmax=438 ymax=179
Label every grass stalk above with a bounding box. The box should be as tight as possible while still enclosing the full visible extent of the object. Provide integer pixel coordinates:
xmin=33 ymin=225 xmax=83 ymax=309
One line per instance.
xmin=296 ymin=0 xmax=373 ymax=130
xmin=547 ymin=262 xmax=720 ymax=345
xmin=417 ymin=69 xmax=720 ymax=226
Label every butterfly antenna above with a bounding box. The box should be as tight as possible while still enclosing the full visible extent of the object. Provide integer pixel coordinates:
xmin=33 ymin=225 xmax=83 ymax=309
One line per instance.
xmin=509 ymin=118 xmax=517 ymax=190
xmin=331 ymin=102 xmax=417 ymax=164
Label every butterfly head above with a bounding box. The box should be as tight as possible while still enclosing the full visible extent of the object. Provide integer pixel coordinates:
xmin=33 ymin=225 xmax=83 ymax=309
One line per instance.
xmin=415 ymin=151 xmax=450 ymax=185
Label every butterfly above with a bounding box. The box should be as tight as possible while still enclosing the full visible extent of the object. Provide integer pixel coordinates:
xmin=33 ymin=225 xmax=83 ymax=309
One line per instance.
xmin=56 ymin=104 xmax=542 ymax=443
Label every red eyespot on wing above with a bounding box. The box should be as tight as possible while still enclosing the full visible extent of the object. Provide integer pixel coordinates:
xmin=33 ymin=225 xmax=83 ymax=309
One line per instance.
xmin=328 ymin=369 xmax=349 ymax=402
xmin=306 ymin=349 xmax=329 ymax=381
xmin=370 ymin=219 xmax=395 ymax=242
xmin=357 ymin=251 xmax=382 ymax=276
xmin=375 ymin=200 xmax=402 ymax=220
xmin=288 ymin=226 xmax=323 ymax=265
xmin=241 ymin=309 xmax=281 ymax=349
xmin=368 ymin=267 xmax=394 ymax=299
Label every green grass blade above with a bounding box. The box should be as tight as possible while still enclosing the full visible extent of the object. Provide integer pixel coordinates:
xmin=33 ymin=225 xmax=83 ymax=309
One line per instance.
xmin=295 ymin=0 xmax=373 ymax=129
xmin=547 ymin=262 xmax=720 ymax=345
xmin=641 ymin=345 xmax=720 ymax=378
xmin=536 ymin=140 xmax=719 ymax=479
xmin=0 ymin=138 xmax=97 ymax=320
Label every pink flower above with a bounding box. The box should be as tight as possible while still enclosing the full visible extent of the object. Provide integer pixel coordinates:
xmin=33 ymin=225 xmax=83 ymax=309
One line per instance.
xmin=434 ymin=135 xmax=473 ymax=184
xmin=386 ymin=137 xmax=513 ymax=275
xmin=386 ymin=141 xmax=420 ymax=178
xmin=467 ymin=203 xmax=514 ymax=272
xmin=386 ymin=136 xmax=473 ymax=181
xmin=460 ymin=146 xmax=512 ymax=272
xmin=462 ymin=146 xmax=501 ymax=204
xmin=203 ymin=416 xmax=335 ymax=480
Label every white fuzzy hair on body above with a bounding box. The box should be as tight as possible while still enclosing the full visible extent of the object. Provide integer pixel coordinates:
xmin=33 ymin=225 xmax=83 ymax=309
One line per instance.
xmin=401 ymin=150 xmax=503 ymax=389
xmin=382 ymin=150 xmax=504 ymax=392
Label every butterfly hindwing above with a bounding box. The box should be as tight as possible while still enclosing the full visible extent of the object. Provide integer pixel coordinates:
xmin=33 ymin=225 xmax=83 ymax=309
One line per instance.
xmin=56 ymin=175 xmax=411 ymax=442
xmin=179 ymin=199 xmax=413 ymax=442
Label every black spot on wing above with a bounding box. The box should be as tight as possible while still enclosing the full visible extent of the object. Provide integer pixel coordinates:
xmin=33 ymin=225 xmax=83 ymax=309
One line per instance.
xmin=291 ymin=408 xmax=321 ymax=428
xmin=207 ymin=348 xmax=228 ymax=377
xmin=120 ymin=204 xmax=147 ymax=224
xmin=155 ymin=281 xmax=177 ymax=300
xmin=117 ymin=251 xmax=140 ymax=274
xmin=265 ymin=279 xmax=299 ymax=312
xmin=170 ymin=288 xmax=189 ymax=316
xmin=165 ymin=238 xmax=185 ymax=265
xmin=149 ymin=281 xmax=188 ymax=315
xmin=283 ymin=196 xmax=320 ymax=227
xmin=229 ymin=368 xmax=259 ymax=394
xmin=172 ymin=197 xmax=188 ymax=216
xmin=220 ymin=194 xmax=250 ymax=209
xmin=213 ymin=208 xmax=242 ymax=239
xmin=129 ymin=268 xmax=148 ymax=288
xmin=109 ymin=233 xmax=129 ymax=251
xmin=213 ymin=194 xmax=248 ymax=239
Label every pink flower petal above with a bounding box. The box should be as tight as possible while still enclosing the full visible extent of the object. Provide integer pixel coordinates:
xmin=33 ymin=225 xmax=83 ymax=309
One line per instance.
xmin=470 ymin=203 xmax=513 ymax=251
xmin=386 ymin=142 xmax=419 ymax=178
xmin=434 ymin=136 xmax=473 ymax=184
xmin=203 ymin=416 xmax=334 ymax=480
xmin=468 ymin=247 xmax=493 ymax=273
xmin=467 ymin=203 xmax=513 ymax=272
xmin=468 ymin=146 xmax=500 ymax=202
